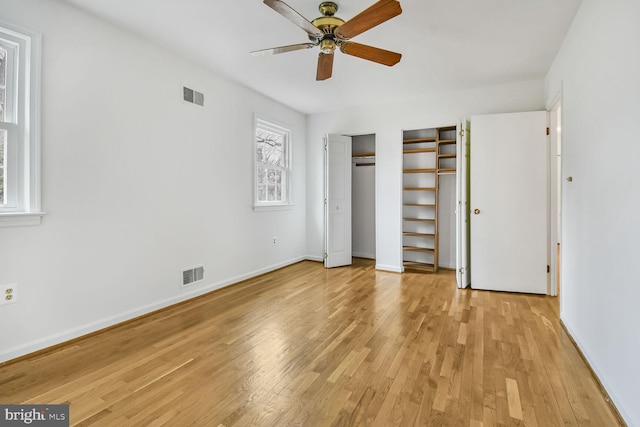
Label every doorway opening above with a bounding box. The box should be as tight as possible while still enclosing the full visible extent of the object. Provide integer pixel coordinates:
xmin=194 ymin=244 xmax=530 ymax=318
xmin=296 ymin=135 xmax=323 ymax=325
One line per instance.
xmin=352 ymin=134 xmax=376 ymax=261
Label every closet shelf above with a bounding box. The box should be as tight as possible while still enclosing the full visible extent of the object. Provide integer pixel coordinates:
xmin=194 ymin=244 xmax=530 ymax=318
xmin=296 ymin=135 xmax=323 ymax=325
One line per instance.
xmin=403 ymin=246 xmax=435 ymax=253
xmin=403 ymin=218 xmax=436 ymax=222
xmin=403 ymin=168 xmax=436 ymax=173
xmin=352 ymin=152 xmax=375 ymax=158
xmin=438 ymin=139 xmax=456 ymax=145
xmin=403 ymin=232 xmax=435 ymax=238
xmin=439 ymin=125 xmax=457 ymax=132
xmin=438 ymin=153 xmax=456 ymax=159
xmin=403 ymin=148 xmax=436 ymax=154
xmin=403 ymin=187 xmax=436 ymax=191
xmin=403 ymin=203 xmax=436 ymax=207
xmin=437 ymin=168 xmax=456 ymax=174
xmin=403 ymin=137 xmax=436 ymax=144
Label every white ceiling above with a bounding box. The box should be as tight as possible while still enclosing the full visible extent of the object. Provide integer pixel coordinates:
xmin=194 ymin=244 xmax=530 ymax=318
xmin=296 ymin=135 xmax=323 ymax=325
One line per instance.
xmin=61 ymin=0 xmax=581 ymax=114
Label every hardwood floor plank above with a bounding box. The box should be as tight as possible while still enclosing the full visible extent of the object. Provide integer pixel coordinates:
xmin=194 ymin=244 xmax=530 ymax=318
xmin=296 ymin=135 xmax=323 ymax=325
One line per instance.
xmin=0 ymin=260 xmax=623 ymax=426
xmin=505 ymin=378 xmax=524 ymax=420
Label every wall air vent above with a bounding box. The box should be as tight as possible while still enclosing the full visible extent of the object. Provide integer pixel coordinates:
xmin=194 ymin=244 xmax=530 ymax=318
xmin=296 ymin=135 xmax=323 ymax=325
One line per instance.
xmin=182 ymin=265 xmax=204 ymax=287
xmin=183 ymin=86 xmax=205 ymax=106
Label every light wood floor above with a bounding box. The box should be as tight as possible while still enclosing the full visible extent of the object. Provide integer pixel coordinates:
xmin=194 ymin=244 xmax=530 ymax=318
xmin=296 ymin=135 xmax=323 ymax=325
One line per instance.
xmin=0 ymin=259 xmax=621 ymax=426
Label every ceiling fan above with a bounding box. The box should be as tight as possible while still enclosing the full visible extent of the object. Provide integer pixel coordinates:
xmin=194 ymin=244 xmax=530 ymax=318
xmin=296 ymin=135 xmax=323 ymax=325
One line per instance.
xmin=251 ymin=0 xmax=403 ymax=81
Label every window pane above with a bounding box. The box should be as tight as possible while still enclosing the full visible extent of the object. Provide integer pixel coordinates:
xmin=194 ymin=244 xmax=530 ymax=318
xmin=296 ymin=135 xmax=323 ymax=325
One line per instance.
xmin=0 ymin=46 xmax=5 ymax=122
xmin=255 ymin=119 xmax=290 ymax=205
xmin=256 ymin=128 xmax=284 ymax=167
xmin=267 ymin=168 xmax=276 ymax=186
xmin=0 ymin=47 xmax=5 ymax=86
xmin=267 ymin=184 xmax=275 ymax=201
xmin=0 ymin=129 xmax=4 ymax=205
xmin=0 ymin=128 xmax=4 ymax=166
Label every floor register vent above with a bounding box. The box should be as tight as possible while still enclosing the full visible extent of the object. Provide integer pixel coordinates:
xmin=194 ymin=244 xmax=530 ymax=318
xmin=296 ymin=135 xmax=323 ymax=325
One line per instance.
xmin=182 ymin=265 xmax=204 ymax=287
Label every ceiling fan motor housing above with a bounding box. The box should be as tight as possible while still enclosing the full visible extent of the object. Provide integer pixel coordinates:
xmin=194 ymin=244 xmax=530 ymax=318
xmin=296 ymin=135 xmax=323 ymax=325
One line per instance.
xmin=311 ymin=1 xmax=345 ymax=50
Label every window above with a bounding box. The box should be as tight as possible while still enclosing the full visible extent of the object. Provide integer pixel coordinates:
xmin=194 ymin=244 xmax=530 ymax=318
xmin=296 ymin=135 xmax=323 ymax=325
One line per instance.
xmin=0 ymin=24 xmax=42 ymax=227
xmin=254 ymin=117 xmax=291 ymax=208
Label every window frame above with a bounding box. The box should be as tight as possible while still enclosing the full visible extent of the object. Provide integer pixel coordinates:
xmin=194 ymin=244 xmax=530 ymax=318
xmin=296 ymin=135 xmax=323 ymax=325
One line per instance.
xmin=0 ymin=22 xmax=43 ymax=227
xmin=253 ymin=116 xmax=293 ymax=211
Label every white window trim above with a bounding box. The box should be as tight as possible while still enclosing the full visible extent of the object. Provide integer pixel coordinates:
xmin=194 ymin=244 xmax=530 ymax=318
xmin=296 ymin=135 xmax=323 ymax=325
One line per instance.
xmin=253 ymin=115 xmax=293 ymax=211
xmin=0 ymin=22 xmax=44 ymax=227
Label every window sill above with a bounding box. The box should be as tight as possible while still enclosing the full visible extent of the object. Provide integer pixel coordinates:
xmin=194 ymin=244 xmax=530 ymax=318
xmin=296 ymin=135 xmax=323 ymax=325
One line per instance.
xmin=253 ymin=204 xmax=295 ymax=212
xmin=0 ymin=212 xmax=46 ymax=227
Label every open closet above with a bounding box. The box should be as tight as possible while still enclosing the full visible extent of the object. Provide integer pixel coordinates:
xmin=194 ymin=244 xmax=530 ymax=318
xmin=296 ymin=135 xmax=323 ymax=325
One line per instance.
xmin=351 ymin=134 xmax=376 ymax=260
xmin=402 ymin=125 xmax=457 ymax=272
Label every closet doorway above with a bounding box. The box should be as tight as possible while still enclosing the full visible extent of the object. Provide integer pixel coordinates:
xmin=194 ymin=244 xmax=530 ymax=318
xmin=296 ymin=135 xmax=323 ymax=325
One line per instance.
xmin=352 ymin=134 xmax=376 ymax=260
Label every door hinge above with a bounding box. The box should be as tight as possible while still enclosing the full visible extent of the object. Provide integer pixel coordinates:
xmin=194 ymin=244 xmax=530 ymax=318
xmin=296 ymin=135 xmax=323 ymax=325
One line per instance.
xmin=546 ymin=127 xmax=550 ymax=136
xmin=459 ymin=130 xmax=465 ymax=137
xmin=547 ymin=265 xmax=550 ymax=273
xmin=324 ymin=253 xmax=328 ymax=259
xmin=459 ymin=267 xmax=465 ymax=274
xmin=324 ymin=198 xmax=327 ymax=205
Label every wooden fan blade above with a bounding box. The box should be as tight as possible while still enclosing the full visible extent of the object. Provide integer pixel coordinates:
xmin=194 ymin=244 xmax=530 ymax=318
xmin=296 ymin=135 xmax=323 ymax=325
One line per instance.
xmin=263 ymin=0 xmax=323 ymax=38
xmin=335 ymin=0 xmax=402 ymax=40
xmin=251 ymin=43 xmax=317 ymax=56
xmin=316 ymin=53 xmax=334 ymax=81
xmin=340 ymin=42 xmax=401 ymax=66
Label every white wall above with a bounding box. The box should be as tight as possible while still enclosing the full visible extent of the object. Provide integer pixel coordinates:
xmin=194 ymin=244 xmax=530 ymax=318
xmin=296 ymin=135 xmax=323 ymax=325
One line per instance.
xmin=306 ymin=81 xmax=545 ymax=271
xmin=0 ymin=0 xmax=306 ymax=363
xmin=352 ymin=164 xmax=376 ymax=259
xmin=545 ymin=0 xmax=640 ymax=424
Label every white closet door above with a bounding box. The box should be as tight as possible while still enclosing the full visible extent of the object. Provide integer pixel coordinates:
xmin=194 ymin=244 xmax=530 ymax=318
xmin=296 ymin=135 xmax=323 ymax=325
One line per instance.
xmin=470 ymin=112 xmax=548 ymax=294
xmin=324 ymin=134 xmax=352 ymax=268
xmin=456 ymin=120 xmax=471 ymax=288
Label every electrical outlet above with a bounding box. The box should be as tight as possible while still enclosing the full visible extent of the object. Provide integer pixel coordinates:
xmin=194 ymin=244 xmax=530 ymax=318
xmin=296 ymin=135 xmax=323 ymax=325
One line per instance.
xmin=0 ymin=284 xmax=17 ymax=306
xmin=272 ymin=237 xmax=277 ymax=246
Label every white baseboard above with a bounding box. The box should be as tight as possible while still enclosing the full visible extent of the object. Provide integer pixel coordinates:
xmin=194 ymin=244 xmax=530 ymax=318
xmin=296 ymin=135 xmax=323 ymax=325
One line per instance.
xmin=305 ymin=255 xmax=324 ymax=262
xmin=0 ymin=256 xmax=306 ymax=364
xmin=376 ymin=264 xmax=402 ymax=273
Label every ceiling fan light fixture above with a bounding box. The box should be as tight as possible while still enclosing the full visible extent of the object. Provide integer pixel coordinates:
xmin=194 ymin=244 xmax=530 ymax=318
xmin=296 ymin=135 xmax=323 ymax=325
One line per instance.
xmin=320 ymin=38 xmax=337 ymax=54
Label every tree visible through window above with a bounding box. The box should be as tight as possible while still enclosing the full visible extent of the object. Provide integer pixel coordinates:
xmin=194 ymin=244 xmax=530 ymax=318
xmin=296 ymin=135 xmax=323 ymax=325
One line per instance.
xmin=255 ymin=118 xmax=290 ymax=205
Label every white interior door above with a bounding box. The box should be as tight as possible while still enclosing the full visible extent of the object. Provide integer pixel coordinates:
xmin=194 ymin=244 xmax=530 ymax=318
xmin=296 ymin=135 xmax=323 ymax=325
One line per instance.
xmin=456 ymin=120 xmax=471 ymax=288
xmin=470 ymin=112 xmax=548 ymax=294
xmin=324 ymin=134 xmax=352 ymax=268
xmin=548 ymin=100 xmax=562 ymax=296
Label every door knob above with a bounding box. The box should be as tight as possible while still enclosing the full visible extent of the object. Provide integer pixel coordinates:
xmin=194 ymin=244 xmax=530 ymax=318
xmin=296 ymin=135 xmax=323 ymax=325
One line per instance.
xmin=474 ymin=209 xmax=480 ymax=215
